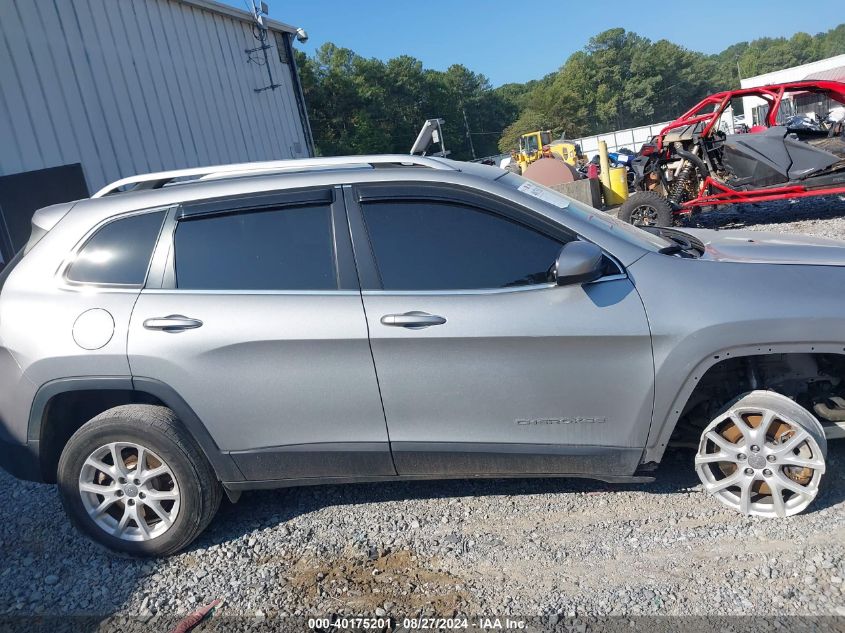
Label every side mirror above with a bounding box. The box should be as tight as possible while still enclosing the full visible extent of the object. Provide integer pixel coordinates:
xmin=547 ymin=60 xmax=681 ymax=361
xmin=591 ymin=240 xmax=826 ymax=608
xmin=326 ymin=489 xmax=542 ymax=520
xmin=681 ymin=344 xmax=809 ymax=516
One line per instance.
xmin=554 ymin=241 xmax=605 ymax=286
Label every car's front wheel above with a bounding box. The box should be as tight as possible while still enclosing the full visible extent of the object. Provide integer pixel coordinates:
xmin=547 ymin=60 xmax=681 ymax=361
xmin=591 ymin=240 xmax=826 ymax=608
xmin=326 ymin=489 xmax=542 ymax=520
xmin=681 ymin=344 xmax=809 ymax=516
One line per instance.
xmin=57 ymin=405 xmax=221 ymax=556
xmin=694 ymin=390 xmax=827 ymax=517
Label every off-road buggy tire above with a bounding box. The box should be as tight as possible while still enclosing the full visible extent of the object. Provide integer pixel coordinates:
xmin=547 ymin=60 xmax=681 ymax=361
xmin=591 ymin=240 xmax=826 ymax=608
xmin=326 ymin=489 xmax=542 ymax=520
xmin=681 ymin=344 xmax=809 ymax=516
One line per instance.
xmin=618 ymin=191 xmax=674 ymax=227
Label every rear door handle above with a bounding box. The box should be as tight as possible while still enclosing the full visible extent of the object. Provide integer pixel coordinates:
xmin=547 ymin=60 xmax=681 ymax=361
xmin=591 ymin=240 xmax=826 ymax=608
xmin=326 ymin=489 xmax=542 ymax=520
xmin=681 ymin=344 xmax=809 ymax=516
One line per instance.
xmin=143 ymin=315 xmax=203 ymax=333
xmin=380 ymin=311 xmax=446 ymax=329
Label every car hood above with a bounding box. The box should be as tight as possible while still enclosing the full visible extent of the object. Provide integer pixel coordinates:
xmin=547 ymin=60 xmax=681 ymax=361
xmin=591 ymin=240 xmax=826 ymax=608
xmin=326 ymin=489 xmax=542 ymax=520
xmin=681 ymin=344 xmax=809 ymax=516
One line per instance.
xmin=683 ymin=228 xmax=845 ymax=265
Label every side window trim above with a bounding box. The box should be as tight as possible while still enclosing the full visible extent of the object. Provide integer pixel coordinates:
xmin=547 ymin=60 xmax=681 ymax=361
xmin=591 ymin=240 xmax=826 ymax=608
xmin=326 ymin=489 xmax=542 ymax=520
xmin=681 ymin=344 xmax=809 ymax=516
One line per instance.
xmin=147 ymin=206 xmax=179 ymax=290
xmin=157 ymin=187 xmax=359 ymax=292
xmin=355 ymin=182 xmax=576 ymax=243
xmin=178 ymin=187 xmax=332 ymax=220
xmin=61 ymin=206 xmax=171 ymax=289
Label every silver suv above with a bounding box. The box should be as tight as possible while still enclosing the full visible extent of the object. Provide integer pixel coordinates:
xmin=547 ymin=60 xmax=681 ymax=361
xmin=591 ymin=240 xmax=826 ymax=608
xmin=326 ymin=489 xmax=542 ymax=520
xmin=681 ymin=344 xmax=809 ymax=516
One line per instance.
xmin=0 ymin=155 xmax=842 ymax=556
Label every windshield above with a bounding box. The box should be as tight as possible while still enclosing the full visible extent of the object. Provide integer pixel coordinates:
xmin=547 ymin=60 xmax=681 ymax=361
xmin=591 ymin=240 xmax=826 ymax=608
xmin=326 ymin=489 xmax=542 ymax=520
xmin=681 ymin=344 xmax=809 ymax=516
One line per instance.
xmin=497 ymin=172 xmax=674 ymax=252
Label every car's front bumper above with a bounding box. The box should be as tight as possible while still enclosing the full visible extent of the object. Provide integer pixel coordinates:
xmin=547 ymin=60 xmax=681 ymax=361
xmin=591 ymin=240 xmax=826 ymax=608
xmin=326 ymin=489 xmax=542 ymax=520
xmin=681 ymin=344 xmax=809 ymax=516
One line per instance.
xmin=0 ymin=438 xmax=41 ymax=482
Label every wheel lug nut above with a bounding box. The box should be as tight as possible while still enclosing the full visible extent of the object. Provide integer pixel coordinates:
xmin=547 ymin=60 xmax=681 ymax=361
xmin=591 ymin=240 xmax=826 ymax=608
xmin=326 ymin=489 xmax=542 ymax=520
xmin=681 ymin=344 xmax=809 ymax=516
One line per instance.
xmin=737 ymin=453 xmax=747 ymax=461
xmin=767 ymin=454 xmax=776 ymax=462
xmin=763 ymin=469 xmax=773 ymax=477
xmin=116 ymin=490 xmax=124 ymax=497
xmin=139 ymin=492 xmax=146 ymax=499
xmin=751 ymin=445 xmax=760 ymax=453
xmin=128 ymin=499 xmax=135 ymax=506
xmin=133 ymin=479 xmax=140 ymax=485
xmin=118 ymin=477 xmax=126 ymax=484
xmin=744 ymin=468 xmax=754 ymax=476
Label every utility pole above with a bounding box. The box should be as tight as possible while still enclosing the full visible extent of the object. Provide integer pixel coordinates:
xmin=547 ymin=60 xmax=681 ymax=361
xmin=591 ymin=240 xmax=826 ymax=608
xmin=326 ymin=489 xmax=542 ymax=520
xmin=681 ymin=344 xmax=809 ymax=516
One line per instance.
xmin=462 ymin=106 xmax=477 ymax=160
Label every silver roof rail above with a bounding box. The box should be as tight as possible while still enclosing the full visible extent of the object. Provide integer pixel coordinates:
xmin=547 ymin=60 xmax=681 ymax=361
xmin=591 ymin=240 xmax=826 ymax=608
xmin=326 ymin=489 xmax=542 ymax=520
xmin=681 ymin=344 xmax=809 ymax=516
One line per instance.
xmin=91 ymin=155 xmax=456 ymax=198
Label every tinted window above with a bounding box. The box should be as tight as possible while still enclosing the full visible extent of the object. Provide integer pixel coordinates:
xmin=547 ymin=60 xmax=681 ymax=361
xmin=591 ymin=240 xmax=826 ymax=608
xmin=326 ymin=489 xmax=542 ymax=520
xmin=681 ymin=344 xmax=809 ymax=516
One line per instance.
xmin=174 ymin=205 xmax=336 ymax=290
xmin=362 ymin=201 xmax=566 ymax=290
xmin=67 ymin=211 xmax=166 ymax=285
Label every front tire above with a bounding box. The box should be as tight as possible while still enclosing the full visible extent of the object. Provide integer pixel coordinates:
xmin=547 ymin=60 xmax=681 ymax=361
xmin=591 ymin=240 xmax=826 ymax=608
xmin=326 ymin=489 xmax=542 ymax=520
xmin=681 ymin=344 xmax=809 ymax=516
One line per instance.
xmin=57 ymin=405 xmax=222 ymax=556
xmin=618 ymin=191 xmax=674 ymax=227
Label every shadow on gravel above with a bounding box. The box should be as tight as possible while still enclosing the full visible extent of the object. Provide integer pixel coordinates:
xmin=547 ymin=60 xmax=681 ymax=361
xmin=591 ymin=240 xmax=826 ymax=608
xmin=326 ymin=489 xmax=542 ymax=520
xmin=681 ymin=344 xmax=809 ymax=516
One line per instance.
xmin=194 ymin=440 xmax=845 ymax=552
xmin=693 ymin=195 xmax=845 ymax=230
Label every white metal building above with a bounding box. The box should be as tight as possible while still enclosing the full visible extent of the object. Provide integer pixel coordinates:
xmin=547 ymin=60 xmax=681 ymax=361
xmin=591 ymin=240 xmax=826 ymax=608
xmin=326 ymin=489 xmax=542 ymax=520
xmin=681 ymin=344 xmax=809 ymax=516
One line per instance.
xmin=740 ymin=54 xmax=845 ymax=126
xmin=0 ymin=0 xmax=313 ymax=258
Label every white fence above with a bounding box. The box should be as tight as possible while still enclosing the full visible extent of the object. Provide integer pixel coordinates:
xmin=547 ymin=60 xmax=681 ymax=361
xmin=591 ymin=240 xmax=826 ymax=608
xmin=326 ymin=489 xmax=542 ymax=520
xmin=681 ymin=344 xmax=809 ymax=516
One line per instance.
xmin=572 ymin=121 xmax=673 ymax=159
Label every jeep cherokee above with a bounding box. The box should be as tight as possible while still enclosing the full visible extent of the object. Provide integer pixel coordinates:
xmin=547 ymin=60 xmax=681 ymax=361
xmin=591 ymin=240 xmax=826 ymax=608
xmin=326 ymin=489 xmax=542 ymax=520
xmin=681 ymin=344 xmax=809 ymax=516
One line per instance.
xmin=0 ymin=155 xmax=841 ymax=555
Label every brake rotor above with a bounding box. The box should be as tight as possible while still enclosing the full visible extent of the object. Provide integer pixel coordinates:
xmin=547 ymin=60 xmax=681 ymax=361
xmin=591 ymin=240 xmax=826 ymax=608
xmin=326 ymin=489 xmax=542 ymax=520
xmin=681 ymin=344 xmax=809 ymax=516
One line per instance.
xmin=769 ymin=422 xmax=813 ymax=486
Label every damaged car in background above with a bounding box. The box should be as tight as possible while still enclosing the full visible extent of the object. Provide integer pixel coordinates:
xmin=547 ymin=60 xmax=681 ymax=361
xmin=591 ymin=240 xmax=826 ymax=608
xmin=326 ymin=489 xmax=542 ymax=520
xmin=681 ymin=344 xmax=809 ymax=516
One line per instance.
xmin=620 ymin=80 xmax=845 ymax=226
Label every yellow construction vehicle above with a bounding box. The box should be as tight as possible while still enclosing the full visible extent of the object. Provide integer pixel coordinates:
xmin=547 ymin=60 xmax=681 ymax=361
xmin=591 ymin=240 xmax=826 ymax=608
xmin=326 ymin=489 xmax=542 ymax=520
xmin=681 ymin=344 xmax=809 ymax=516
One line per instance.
xmin=509 ymin=130 xmax=585 ymax=174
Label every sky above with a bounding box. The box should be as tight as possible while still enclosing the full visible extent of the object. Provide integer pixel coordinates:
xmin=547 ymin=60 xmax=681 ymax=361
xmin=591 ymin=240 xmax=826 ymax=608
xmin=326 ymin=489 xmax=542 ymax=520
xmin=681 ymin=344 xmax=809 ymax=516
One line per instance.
xmin=232 ymin=0 xmax=839 ymax=86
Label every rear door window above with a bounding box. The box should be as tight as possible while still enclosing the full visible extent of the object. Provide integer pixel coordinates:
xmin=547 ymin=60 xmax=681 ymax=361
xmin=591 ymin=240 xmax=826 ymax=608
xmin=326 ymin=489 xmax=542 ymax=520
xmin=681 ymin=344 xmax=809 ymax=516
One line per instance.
xmin=173 ymin=204 xmax=337 ymax=291
xmin=66 ymin=211 xmax=166 ymax=285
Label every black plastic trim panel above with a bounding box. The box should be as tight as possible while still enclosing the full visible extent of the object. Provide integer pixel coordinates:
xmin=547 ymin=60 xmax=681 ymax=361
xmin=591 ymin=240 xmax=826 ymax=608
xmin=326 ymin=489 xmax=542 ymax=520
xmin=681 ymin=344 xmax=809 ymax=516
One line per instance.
xmin=391 ymin=442 xmax=642 ymax=476
xmin=27 ymin=377 xmax=134 ymax=441
xmin=230 ymin=441 xmax=396 ymax=480
xmin=223 ymin=471 xmax=654 ymax=491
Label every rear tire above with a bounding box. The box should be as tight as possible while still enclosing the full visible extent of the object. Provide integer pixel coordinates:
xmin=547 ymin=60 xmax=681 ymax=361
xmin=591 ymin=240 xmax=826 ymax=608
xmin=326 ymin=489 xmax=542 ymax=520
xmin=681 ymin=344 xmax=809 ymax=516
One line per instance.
xmin=618 ymin=191 xmax=674 ymax=227
xmin=57 ymin=405 xmax=222 ymax=557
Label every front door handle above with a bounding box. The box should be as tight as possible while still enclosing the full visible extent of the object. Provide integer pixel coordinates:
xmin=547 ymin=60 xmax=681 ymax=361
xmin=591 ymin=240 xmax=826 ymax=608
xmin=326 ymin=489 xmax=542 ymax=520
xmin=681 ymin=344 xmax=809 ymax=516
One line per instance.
xmin=380 ymin=311 xmax=446 ymax=329
xmin=143 ymin=315 xmax=203 ymax=333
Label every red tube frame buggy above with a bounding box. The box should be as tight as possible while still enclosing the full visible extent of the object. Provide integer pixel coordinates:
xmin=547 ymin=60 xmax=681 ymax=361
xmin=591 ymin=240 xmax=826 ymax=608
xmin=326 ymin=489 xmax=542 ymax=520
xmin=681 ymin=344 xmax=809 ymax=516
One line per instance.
xmin=656 ymin=80 xmax=845 ymax=210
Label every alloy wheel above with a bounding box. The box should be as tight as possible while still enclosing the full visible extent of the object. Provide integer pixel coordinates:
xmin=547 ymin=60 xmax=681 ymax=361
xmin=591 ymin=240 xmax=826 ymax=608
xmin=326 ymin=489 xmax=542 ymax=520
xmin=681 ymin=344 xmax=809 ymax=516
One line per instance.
xmin=695 ymin=397 xmax=826 ymax=517
xmin=78 ymin=442 xmax=180 ymax=541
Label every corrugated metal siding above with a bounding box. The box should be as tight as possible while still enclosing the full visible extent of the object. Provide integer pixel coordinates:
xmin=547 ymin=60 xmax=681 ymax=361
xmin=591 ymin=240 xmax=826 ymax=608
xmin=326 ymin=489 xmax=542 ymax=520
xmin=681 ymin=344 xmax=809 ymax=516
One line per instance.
xmin=0 ymin=0 xmax=310 ymax=192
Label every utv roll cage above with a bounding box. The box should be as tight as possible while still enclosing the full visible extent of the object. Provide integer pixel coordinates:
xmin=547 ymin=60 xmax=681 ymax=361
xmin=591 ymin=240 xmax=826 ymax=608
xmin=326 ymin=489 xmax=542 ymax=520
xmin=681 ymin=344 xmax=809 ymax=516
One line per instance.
xmin=655 ymin=80 xmax=845 ymax=209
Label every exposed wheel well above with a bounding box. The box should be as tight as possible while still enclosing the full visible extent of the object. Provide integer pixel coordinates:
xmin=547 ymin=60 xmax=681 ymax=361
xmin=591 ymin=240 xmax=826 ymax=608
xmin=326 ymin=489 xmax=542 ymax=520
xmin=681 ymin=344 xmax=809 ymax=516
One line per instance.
xmin=38 ymin=390 xmax=166 ymax=483
xmin=670 ymin=352 xmax=845 ymax=446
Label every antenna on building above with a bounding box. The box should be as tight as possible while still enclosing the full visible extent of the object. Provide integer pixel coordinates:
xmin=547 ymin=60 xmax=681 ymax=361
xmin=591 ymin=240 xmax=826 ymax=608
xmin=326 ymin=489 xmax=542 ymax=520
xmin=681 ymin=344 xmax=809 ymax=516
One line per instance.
xmin=244 ymin=0 xmax=281 ymax=93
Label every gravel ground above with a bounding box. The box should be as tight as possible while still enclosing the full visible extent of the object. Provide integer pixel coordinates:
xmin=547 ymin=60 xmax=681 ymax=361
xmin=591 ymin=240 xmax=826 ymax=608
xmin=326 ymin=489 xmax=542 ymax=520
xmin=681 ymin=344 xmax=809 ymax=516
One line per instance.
xmin=694 ymin=194 xmax=845 ymax=237
xmin=3 ymin=196 xmax=845 ymax=626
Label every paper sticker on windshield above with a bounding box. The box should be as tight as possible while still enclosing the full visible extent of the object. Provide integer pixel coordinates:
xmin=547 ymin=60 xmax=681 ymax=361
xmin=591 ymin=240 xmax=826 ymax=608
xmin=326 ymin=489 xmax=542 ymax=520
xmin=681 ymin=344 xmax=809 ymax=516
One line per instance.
xmin=517 ymin=181 xmax=569 ymax=209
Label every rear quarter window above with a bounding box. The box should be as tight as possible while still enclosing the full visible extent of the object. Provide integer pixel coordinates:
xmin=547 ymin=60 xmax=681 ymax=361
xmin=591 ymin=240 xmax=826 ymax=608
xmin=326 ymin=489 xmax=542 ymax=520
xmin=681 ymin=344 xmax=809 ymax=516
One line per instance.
xmin=66 ymin=211 xmax=166 ymax=285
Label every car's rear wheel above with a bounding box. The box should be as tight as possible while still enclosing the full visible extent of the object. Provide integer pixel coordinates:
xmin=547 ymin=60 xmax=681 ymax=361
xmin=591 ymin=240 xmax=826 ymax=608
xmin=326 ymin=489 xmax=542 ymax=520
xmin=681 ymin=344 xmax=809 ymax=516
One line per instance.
xmin=618 ymin=191 xmax=674 ymax=227
xmin=57 ymin=405 xmax=222 ymax=556
xmin=694 ymin=391 xmax=826 ymax=517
